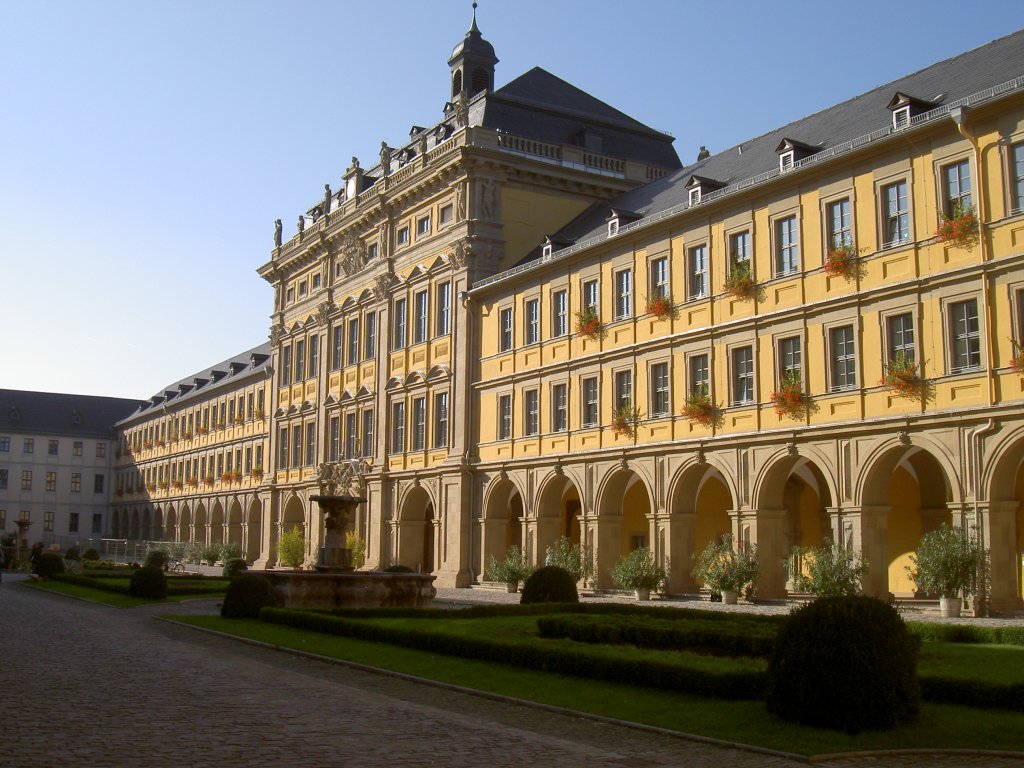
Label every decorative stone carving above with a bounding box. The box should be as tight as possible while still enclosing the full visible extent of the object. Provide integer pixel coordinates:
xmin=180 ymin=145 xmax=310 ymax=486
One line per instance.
xmin=269 ymin=322 xmax=286 ymax=347
xmin=317 ymin=460 xmax=367 ymax=496
xmin=447 ymin=239 xmax=471 ymax=270
xmin=380 ymin=142 xmax=392 ymax=177
xmin=454 ymin=93 xmax=469 ymax=127
xmin=297 ymin=215 xmax=305 ymax=237
xmin=786 ymin=441 xmax=798 ymax=456
xmin=696 ymin=448 xmax=706 ymax=465
xmin=455 ymin=183 xmax=466 ymax=220
xmin=339 ymin=233 xmax=368 ymax=277
xmin=274 ymin=219 xmax=282 ymax=247
xmin=618 ymin=457 xmax=629 ymax=472
xmin=417 ymin=132 xmax=428 ymax=158
xmin=898 ymin=429 xmax=911 ymax=445
xmin=323 ymin=184 xmax=332 ymax=216
xmin=372 ymin=272 xmax=393 ymax=302
xmin=316 ymin=299 xmax=335 ymax=327
xmin=479 ymin=179 xmax=497 ymax=220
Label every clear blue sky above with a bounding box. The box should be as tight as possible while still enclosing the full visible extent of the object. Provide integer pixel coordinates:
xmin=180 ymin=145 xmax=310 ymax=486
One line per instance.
xmin=2 ymin=1 xmax=1022 ymax=399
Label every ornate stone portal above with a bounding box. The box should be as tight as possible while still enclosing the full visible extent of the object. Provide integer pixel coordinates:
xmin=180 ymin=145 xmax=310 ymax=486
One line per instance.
xmin=311 ymin=493 xmax=363 ymax=571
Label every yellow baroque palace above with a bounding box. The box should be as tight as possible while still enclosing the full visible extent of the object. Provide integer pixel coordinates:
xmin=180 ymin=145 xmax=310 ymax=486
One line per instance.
xmin=109 ymin=19 xmax=1024 ymax=610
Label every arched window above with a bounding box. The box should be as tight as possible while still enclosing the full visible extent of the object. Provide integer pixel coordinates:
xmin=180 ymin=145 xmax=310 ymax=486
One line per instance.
xmin=451 ymin=70 xmax=463 ymax=98
xmin=471 ymin=67 xmax=489 ymax=95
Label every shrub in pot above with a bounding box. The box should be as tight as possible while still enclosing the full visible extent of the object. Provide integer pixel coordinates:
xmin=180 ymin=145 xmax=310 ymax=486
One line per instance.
xmin=610 ymin=547 xmax=667 ymax=600
xmin=543 ymin=537 xmax=593 ymax=585
xmin=785 ymin=540 xmax=866 ymax=597
xmin=906 ymin=524 xmax=985 ymax=617
xmin=692 ymin=534 xmax=758 ymax=603
xmin=520 ymin=565 xmax=579 ymax=604
xmin=486 ymin=545 xmax=533 ymax=592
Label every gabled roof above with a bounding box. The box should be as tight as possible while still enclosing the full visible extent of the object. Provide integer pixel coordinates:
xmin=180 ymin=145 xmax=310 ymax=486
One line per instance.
xmin=0 ymin=390 xmax=143 ymax=439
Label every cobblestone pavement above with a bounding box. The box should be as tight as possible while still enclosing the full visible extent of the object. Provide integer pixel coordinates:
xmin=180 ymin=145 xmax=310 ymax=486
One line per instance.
xmin=3 ymin=575 xmax=1023 ymax=768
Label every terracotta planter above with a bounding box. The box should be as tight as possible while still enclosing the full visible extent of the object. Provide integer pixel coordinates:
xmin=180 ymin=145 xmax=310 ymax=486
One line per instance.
xmin=635 ymin=588 xmax=651 ymax=601
xmin=939 ymin=596 xmax=962 ymax=618
xmin=505 ymin=582 xmax=518 ymax=593
xmin=722 ymin=590 xmax=739 ymax=605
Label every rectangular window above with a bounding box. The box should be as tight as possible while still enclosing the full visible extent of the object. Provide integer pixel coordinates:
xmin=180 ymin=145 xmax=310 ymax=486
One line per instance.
xmin=345 ymin=413 xmax=357 ymax=459
xmin=827 ymin=198 xmax=852 ymax=249
xmin=298 ymin=280 xmax=307 ymax=297
xmin=499 ymin=307 xmax=514 ymax=351
xmin=332 ymin=323 xmax=344 ymax=369
xmin=70 ymin=472 xmax=80 ymax=493
xmin=689 ymin=354 xmax=709 ymax=396
xmin=732 ymin=346 xmax=755 ymax=405
xmin=0 ymin=469 xmax=6 ymax=489
xmin=829 ymin=325 xmax=857 ymax=391
xmin=412 ymin=398 xmax=426 ymax=451
xmin=347 ymin=318 xmax=360 ymax=366
xmin=228 ymin=400 xmax=236 ymax=425
xmin=281 ymin=345 xmax=292 ymax=385
xmin=393 ymin=299 xmax=407 ymax=350
xmin=44 ymin=511 xmax=53 ymax=532
xmin=24 ymin=438 xmax=33 ymax=454
xmin=582 ymin=377 xmax=599 ymax=427
xmin=69 ymin=512 xmax=79 ymax=533
xmin=949 ymin=299 xmax=981 ymax=372
xmin=524 ymin=390 xmax=539 ymax=436
xmin=552 ymin=289 xmax=568 ymax=337
xmin=775 ymin=215 xmax=800 ymax=276
xmin=730 ymin=231 xmax=751 ymax=272
xmin=583 ymin=279 xmax=599 ymax=312
xmin=650 ymin=362 xmax=670 ymax=417
xmin=308 ymin=335 xmax=319 ymax=377
xmin=779 ymin=336 xmax=802 ymax=382
xmin=552 ymin=383 xmax=568 ymax=432
xmin=882 ymin=181 xmax=910 ymax=246
xmin=615 ymin=369 xmax=633 ymax=409
xmin=329 ymin=416 xmax=340 ymax=462
xmin=362 ymin=410 xmax=374 ymax=457
xmin=312 ymin=273 xmax=321 ymax=290
xmin=45 ymin=471 xmax=56 ymax=492
xmin=94 ymin=474 xmax=104 ymax=494
xmin=21 ymin=470 xmax=32 ymax=490
xmin=92 ymin=513 xmax=102 ymax=534
xmin=439 ymin=204 xmax=453 ymax=225
xmin=0 ymin=437 xmax=8 ymax=452
xmin=688 ymin=244 xmax=708 ymax=299
xmin=417 ymin=215 xmax=431 ymax=237
xmin=364 ymin=312 xmax=377 ymax=359
xmin=291 ymin=424 xmax=302 ymax=469
xmin=649 ymin=256 xmax=669 ymax=300
xmin=943 ymin=159 xmax=972 ymax=216
xmin=436 ymin=282 xmax=451 ymax=336
xmin=279 ymin=426 xmax=289 ymax=469
xmin=397 ymin=226 xmax=409 ymax=245
xmin=367 ymin=243 xmax=378 ymax=260
xmin=96 ymin=442 xmax=106 ymax=458
xmin=414 ymin=290 xmax=428 ymax=344
xmin=525 ymin=298 xmax=540 ymax=345
xmin=1012 ymin=143 xmax=1024 ymax=214
xmin=614 ymin=269 xmax=632 ymax=319
xmin=498 ymin=394 xmax=512 ymax=439
xmin=48 ymin=439 xmax=58 ymax=455
xmin=305 ymin=422 xmax=316 ymax=466
xmin=391 ymin=402 xmax=406 ymax=453
xmin=295 ymin=339 xmax=305 ymax=381
xmin=433 ymin=393 xmax=449 ymax=449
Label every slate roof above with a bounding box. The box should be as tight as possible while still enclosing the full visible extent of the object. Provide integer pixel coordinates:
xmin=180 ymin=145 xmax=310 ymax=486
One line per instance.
xmin=526 ymin=28 xmax=1024 ymax=254
xmin=118 ymin=342 xmax=272 ymax=425
xmin=0 ymin=390 xmax=143 ymax=439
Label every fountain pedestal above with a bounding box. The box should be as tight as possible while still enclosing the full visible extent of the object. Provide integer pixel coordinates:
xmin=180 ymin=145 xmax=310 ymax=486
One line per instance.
xmin=312 ymin=494 xmax=360 ymax=572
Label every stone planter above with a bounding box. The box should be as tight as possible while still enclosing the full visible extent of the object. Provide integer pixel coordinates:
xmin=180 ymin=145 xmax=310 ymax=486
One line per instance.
xmin=722 ymin=590 xmax=739 ymax=605
xmin=505 ymin=581 xmax=519 ymax=593
xmin=635 ymin=588 xmax=651 ymax=601
xmin=939 ymin=596 xmax=962 ymax=618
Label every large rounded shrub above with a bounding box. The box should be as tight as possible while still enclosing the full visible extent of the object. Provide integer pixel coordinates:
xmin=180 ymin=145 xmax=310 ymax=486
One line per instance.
xmin=765 ymin=595 xmax=920 ymax=733
xmin=35 ymin=552 xmax=66 ymax=579
xmin=82 ymin=547 xmax=100 ymax=561
xmin=520 ymin=565 xmax=579 ymax=604
xmin=222 ymin=557 xmax=248 ymax=579
xmin=221 ymin=574 xmax=277 ymax=619
xmin=129 ymin=566 xmax=168 ymax=599
xmin=144 ymin=550 xmax=169 ymax=570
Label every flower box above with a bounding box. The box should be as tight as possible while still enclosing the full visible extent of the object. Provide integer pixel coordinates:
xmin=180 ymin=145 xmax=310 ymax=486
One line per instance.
xmin=251 ymin=468 xmax=264 ymax=481
xmin=187 ymin=478 xmax=199 ymax=488
xmin=143 ymin=442 xmax=153 ymax=450
xmin=216 ymin=420 xmax=226 ymax=430
xmin=172 ymin=480 xmax=183 ymax=490
xmin=770 ymin=371 xmax=806 ymax=419
xmin=254 ymin=409 xmax=265 ymax=420
xmin=683 ymin=388 xmax=715 ymax=427
xmin=146 ymin=483 xmax=156 ymax=493
xmin=158 ymin=481 xmax=169 ymax=491
xmin=574 ymin=307 xmax=605 ymax=340
xmin=610 ymin=403 xmax=641 ymax=438
xmin=220 ymin=472 xmax=233 ymax=483
xmin=724 ymin=262 xmax=755 ymax=300
xmin=644 ymin=293 xmax=675 ymax=320
xmin=823 ymin=243 xmax=858 ymax=279
xmin=935 ymin=204 xmax=979 ymax=250
xmin=203 ymin=475 xmax=215 ymax=487
xmin=197 ymin=426 xmax=209 ymax=435
xmin=879 ymin=353 xmax=919 ymax=399
xmin=1012 ymin=349 xmax=1024 ymax=375
xmin=231 ymin=471 xmax=243 ymax=483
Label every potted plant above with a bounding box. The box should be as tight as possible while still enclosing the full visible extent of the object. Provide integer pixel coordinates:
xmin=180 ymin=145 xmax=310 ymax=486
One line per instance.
xmin=1011 ymin=343 xmax=1024 ymax=375
xmin=197 ymin=425 xmax=209 ymax=435
xmin=544 ymin=537 xmax=594 ymax=587
xmin=906 ymin=524 xmax=985 ymax=618
xmin=880 ymin=352 xmax=920 ymax=399
xmin=486 ymin=544 xmax=533 ymax=592
xmin=610 ymin=546 xmax=668 ymax=600
xmin=610 ymin=402 xmax=641 ymax=438
xmin=220 ymin=471 xmax=233 ymax=484
xmin=203 ymin=474 xmax=215 ymax=487
xmin=692 ymin=534 xmax=759 ymax=604
xmin=574 ymin=306 xmax=605 ymax=340
xmin=172 ymin=479 xmax=183 ymax=490
xmin=644 ymin=293 xmax=676 ymax=320
xmin=254 ymin=408 xmax=265 ymax=420
xmin=724 ymin=260 xmax=755 ymax=300
xmin=682 ymin=385 xmax=715 ymax=427
xmin=823 ymin=242 xmax=859 ymax=280
xmin=231 ymin=470 xmax=243 ymax=483
xmin=784 ymin=541 xmax=866 ymax=597
xmin=216 ymin=419 xmax=226 ymax=430
xmin=187 ymin=477 xmax=199 ymax=488
xmin=251 ymin=465 xmax=264 ymax=481
xmin=770 ymin=371 xmax=806 ymax=419
xmin=935 ymin=203 xmax=979 ymax=250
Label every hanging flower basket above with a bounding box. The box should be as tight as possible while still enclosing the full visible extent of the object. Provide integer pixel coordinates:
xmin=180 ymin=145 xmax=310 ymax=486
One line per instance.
xmin=823 ymin=243 xmax=858 ymax=279
xmin=254 ymin=409 xmax=265 ymax=420
xmin=770 ymin=371 xmax=806 ymax=419
xmin=574 ymin=306 xmax=605 ymax=340
xmin=724 ymin=261 xmax=755 ymax=300
xmin=879 ymin=353 xmax=920 ymax=399
xmin=683 ymin=388 xmax=715 ymax=427
xmin=1011 ymin=349 xmax=1024 ymax=375
xmin=251 ymin=467 xmax=264 ymax=481
xmin=187 ymin=478 xmax=199 ymax=488
xmin=203 ymin=475 xmax=215 ymax=487
xmin=172 ymin=480 xmax=183 ymax=490
xmin=645 ymin=293 xmax=676 ymax=320
xmin=610 ymin=403 xmax=641 ymax=438
xmin=935 ymin=204 xmax=979 ymax=250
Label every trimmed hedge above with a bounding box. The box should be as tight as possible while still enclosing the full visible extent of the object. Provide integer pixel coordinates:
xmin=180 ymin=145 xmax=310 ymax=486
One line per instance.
xmin=908 ymin=622 xmax=1024 ymax=646
xmin=521 ymin=566 xmax=578 ymax=604
xmin=260 ymin=607 xmax=766 ymax=700
xmin=130 ymin=567 xmax=168 ymax=599
xmin=49 ymin=572 xmax=228 ymax=598
xmin=221 ymin=574 xmax=276 ymax=619
xmin=34 ymin=552 xmax=66 ymax=579
xmin=920 ymin=677 xmax=1024 ymax=711
xmin=536 ymin=614 xmax=777 ymax=658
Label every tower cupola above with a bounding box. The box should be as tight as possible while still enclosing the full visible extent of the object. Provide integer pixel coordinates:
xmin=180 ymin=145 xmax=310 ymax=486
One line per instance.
xmin=448 ymin=3 xmax=498 ymax=99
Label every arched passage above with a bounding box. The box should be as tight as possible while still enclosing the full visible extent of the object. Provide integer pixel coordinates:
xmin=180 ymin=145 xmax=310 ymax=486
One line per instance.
xmin=245 ymin=498 xmax=262 ymax=563
xmin=280 ymin=495 xmax=307 ymax=567
xmin=194 ymin=503 xmax=208 ymax=546
xmin=667 ymin=462 xmax=736 ymax=593
xmin=210 ymin=501 xmax=225 ymax=546
xmin=179 ymin=504 xmax=192 ymax=543
xmin=397 ymin=486 xmax=435 ymax=573
xmin=533 ymin=474 xmax=583 ymax=568
xmin=480 ymin=478 xmax=524 ymax=579
xmin=153 ymin=507 xmax=164 ymax=541
xmin=227 ymin=499 xmax=244 ymax=552
xmin=595 ymin=469 xmax=653 ymax=589
xmin=141 ymin=508 xmax=151 ymax=541
xmin=984 ymin=431 xmax=1024 ymax=609
xmin=130 ymin=509 xmax=140 ymax=541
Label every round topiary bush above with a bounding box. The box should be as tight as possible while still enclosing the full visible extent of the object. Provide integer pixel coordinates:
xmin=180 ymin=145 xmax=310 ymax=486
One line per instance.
xmin=65 ymin=547 xmax=80 ymax=561
xmin=520 ymin=565 xmax=579 ymax=604
xmin=129 ymin=566 xmax=168 ymax=599
xmin=222 ymin=557 xmax=248 ymax=579
xmin=35 ymin=552 xmax=66 ymax=579
xmin=144 ymin=550 xmax=168 ymax=570
xmin=384 ymin=564 xmax=415 ymax=573
xmin=765 ymin=595 xmax=920 ymax=733
xmin=82 ymin=547 xmax=100 ymax=561
xmin=221 ymin=574 xmax=277 ymax=619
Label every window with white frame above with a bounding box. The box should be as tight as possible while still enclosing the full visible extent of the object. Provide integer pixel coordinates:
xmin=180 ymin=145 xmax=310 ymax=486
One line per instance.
xmin=433 ymin=392 xmax=449 ymax=448
xmin=414 ymin=290 xmax=428 ymax=344
xmin=364 ymin=312 xmax=376 ymax=359
xmin=729 ymin=230 xmax=751 ymax=275
xmin=1011 ymin=142 xmax=1024 ymax=215
xmin=436 ymin=282 xmax=451 ymax=337
xmin=499 ymin=307 xmax=513 ymax=351
xmin=552 ymin=383 xmax=568 ymax=432
xmin=416 ymin=215 xmax=431 ymax=237
xmin=688 ymin=244 xmax=707 ymax=299
xmin=411 ymin=398 xmax=426 ymax=451
xmin=778 ymin=336 xmax=802 ymax=382
xmin=775 ymin=216 xmax=800 ymax=276
xmin=650 ymin=362 xmax=670 ymax=417
xmin=949 ymin=299 xmax=981 ymax=372
xmin=361 ymin=410 xmax=374 ymax=457
xmin=392 ymin=299 xmax=407 ymax=350
xmin=942 ymin=159 xmax=972 ymax=216
xmin=614 ymin=269 xmax=632 ymax=319
xmin=552 ymin=290 xmax=568 ymax=337
xmin=391 ymin=402 xmax=405 ymax=453
xmin=347 ymin=318 xmax=359 ymax=365
xmin=582 ymin=376 xmax=598 ymax=427
xmin=498 ymin=394 xmax=512 ymax=440
xmin=827 ymin=198 xmax=852 ymax=250
xmin=524 ymin=390 xmax=539 ymax=436
xmin=689 ymin=353 xmax=709 ymax=396
xmin=829 ymin=325 xmax=857 ymax=391
xmin=614 ymin=369 xmax=633 ymax=409
xmin=882 ymin=180 xmax=910 ymax=247
xmin=731 ymin=346 xmax=755 ymax=405
xmin=583 ymin=279 xmax=599 ymax=312
xmin=345 ymin=413 xmax=357 ymax=459
xmin=525 ymin=298 xmax=540 ymax=345
xmin=887 ymin=312 xmax=916 ymax=364
xmin=779 ymin=151 xmax=795 ymax=173
xmin=649 ymin=257 xmax=669 ymax=299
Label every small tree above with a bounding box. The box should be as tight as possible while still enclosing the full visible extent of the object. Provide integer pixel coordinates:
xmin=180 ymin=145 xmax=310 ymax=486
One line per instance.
xmin=487 ymin=544 xmax=533 ymax=585
xmin=786 ymin=541 xmax=867 ymax=597
xmin=278 ymin=526 xmax=306 ymax=568
xmin=692 ymin=534 xmax=759 ymax=598
xmin=906 ymin=524 xmax=985 ymax=600
xmin=610 ymin=547 xmax=668 ymax=595
xmin=345 ymin=530 xmax=366 ymax=569
xmin=544 ymin=537 xmax=593 ymax=585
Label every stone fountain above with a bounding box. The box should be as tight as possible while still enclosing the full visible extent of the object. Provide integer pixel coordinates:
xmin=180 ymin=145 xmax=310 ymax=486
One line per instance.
xmin=256 ymin=462 xmax=435 ymax=609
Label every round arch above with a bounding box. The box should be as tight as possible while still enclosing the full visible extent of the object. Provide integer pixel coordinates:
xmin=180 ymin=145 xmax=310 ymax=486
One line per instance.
xmin=210 ymin=501 xmax=225 ymax=547
xmin=533 ymin=472 xmax=584 ymax=568
xmin=594 ymin=467 xmax=654 ymax=588
xmin=666 ymin=459 xmax=737 ymax=593
xmin=480 ymin=477 xmax=525 ymax=579
xmin=194 ymin=503 xmax=208 ymax=546
xmin=397 ymin=485 xmax=435 ymax=573
xmin=245 ymin=498 xmax=263 ymax=563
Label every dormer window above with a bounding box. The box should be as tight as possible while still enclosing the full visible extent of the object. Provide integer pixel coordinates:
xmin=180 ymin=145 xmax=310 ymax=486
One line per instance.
xmin=542 ymin=243 xmax=553 ymax=258
xmin=688 ymin=187 xmax=701 ymax=206
xmin=605 ymin=208 xmax=640 ymax=238
xmin=685 ymin=176 xmax=724 ymax=205
xmin=608 ymin=218 xmax=620 ymax=237
xmin=887 ymin=92 xmax=938 ymax=131
xmin=779 ymin=151 xmax=795 ymax=172
xmin=775 ymin=138 xmax=819 ymax=173
xmin=892 ymin=106 xmax=911 ymax=130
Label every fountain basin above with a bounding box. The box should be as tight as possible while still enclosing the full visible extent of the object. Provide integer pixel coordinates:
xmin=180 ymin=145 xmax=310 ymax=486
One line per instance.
xmin=256 ymin=569 xmax=436 ymax=609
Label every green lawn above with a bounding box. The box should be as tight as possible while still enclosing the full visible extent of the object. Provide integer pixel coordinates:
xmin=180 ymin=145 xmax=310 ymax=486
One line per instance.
xmin=171 ymin=613 xmax=1024 ymax=756
xmin=918 ymin=642 xmax=1024 ymax=685
xmin=24 ymin=578 xmax=227 ymax=607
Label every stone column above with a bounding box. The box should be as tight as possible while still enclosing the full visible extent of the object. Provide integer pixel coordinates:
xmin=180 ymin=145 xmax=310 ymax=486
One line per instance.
xmin=479 ymin=517 xmax=507 ymax=580
xmin=976 ymin=501 xmax=1023 ymax=612
xmin=594 ymin=514 xmax=622 ymax=589
xmin=830 ymin=505 xmax=889 ymax=598
xmin=363 ymin=477 xmax=385 ymax=570
xmin=667 ymin=511 xmax=698 ymax=593
xmin=746 ymin=508 xmax=788 ymax=598
xmin=535 ymin=515 xmax=562 ymax=565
